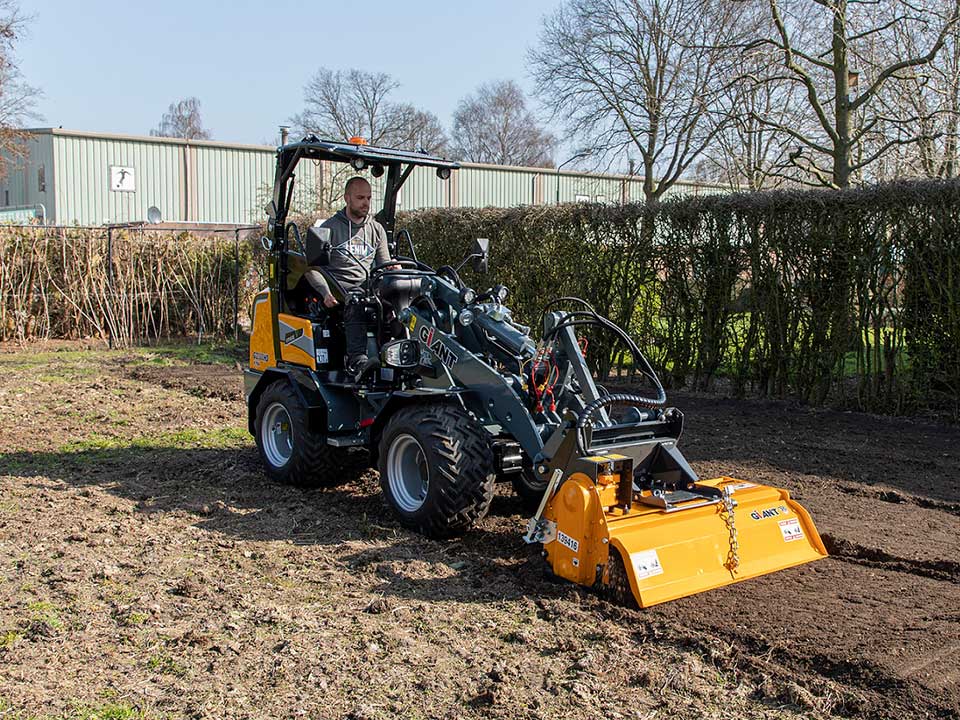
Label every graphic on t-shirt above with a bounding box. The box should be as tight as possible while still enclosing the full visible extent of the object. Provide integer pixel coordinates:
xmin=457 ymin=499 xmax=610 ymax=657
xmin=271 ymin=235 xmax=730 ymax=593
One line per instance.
xmin=335 ymin=231 xmax=375 ymax=261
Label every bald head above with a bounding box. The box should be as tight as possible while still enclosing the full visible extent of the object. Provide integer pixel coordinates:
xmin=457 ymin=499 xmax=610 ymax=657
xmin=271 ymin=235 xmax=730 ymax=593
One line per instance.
xmin=344 ymin=176 xmax=371 ymax=222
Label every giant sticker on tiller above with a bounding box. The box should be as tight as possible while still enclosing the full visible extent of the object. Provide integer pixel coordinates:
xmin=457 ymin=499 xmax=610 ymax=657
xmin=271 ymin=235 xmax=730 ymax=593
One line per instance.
xmin=778 ymin=518 xmax=805 ymax=542
xmin=631 ymin=549 xmax=664 ymax=580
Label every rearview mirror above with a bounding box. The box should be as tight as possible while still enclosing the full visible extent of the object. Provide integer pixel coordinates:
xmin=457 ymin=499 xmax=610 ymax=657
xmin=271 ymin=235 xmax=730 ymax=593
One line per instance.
xmin=471 ymin=237 xmax=489 ymax=274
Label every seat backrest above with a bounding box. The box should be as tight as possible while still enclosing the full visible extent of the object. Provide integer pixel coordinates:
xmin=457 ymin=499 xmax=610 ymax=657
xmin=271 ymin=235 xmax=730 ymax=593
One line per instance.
xmin=306 ymin=226 xmax=332 ymax=266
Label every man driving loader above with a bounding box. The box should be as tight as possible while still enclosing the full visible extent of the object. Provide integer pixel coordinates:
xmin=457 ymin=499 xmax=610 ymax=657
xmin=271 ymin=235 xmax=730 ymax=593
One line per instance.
xmin=302 ymin=176 xmax=397 ymax=378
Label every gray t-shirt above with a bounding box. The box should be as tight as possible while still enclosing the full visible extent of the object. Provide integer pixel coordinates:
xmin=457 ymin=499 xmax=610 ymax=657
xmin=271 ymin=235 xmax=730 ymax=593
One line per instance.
xmin=306 ymin=209 xmax=391 ymax=298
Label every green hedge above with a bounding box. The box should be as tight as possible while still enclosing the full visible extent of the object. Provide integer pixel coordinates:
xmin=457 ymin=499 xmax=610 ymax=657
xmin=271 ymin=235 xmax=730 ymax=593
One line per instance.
xmin=399 ymin=180 xmax=960 ymax=418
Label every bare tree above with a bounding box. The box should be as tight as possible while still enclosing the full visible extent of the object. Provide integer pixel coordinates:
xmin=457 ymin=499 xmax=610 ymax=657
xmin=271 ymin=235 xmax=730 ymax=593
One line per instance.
xmin=0 ymin=0 xmax=40 ymax=180
xmin=530 ymin=0 xmax=745 ymax=201
xmin=873 ymin=15 xmax=960 ymax=180
xmin=150 ymin=97 xmax=211 ymax=140
xmin=451 ymin=80 xmax=557 ymax=167
xmin=292 ymin=68 xmax=448 ymax=154
xmin=747 ymin=0 xmax=960 ymax=188
xmin=698 ymin=44 xmax=809 ymax=191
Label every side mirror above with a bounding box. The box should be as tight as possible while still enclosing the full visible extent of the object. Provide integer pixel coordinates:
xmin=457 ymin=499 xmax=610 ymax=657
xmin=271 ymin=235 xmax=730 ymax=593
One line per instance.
xmin=381 ymin=339 xmax=420 ymax=369
xmin=471 ymin=237 xmax=489 ymax=274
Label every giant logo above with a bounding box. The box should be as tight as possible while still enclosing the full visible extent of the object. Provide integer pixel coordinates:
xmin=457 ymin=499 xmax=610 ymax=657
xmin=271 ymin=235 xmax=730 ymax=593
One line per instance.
xmin=417 ymin=324 xmax=458 ymax=368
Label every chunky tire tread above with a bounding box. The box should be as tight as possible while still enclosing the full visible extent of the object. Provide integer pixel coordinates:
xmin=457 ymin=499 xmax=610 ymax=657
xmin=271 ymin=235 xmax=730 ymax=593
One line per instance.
xmin=254 ymin=381 xmax=357 ymax=488
xmin=379 ymin=403 xmax=495 ymax=539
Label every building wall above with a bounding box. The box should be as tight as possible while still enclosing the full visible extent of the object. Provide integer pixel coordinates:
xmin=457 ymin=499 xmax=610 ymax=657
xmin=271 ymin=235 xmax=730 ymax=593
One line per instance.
xmin=0 ymin=129 xmax=729 ymax=226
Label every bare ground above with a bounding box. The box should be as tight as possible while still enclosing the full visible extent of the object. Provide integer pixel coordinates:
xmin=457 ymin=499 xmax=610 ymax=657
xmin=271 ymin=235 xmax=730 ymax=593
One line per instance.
xmin=0 ymin=342 xmax=957 ymax=720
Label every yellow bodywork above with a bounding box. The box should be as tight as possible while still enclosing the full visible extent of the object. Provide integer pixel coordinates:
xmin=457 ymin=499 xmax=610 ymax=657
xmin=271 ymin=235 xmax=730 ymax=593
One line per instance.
xmin=543 ymin=469 xmax=827 ymax=608
xmin=249 ymin=291 xmax=277 ymax=371
xmin=249 ymin=290 xmax=317 ymax=371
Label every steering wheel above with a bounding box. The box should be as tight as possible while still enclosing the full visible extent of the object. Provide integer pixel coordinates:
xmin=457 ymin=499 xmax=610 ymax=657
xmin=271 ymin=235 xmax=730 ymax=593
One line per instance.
xmin=370 ymin=258 xmax=435 ymax=282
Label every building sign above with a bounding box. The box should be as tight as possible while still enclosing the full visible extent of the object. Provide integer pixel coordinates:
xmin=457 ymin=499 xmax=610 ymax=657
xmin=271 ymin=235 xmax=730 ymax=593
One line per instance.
xmin=110 ymin=166 xmax=135 ymax=192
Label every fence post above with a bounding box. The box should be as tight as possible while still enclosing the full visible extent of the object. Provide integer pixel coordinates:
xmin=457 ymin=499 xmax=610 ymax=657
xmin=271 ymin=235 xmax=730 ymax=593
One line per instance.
xmin=234 ymin=228 xmax=240 ymax=341
xmin=106 ymin=226 xmax=114 ymax=349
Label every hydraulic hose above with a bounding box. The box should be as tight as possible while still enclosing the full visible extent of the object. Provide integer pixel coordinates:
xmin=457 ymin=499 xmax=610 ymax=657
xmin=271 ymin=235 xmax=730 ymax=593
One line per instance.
xmin=575 ymin=392 xmax=667 ymax=455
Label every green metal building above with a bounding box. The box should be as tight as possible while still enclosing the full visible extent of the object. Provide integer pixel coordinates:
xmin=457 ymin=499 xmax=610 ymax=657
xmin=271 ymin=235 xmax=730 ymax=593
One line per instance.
xmin=0 ymin=128 xmax=727 ymax=226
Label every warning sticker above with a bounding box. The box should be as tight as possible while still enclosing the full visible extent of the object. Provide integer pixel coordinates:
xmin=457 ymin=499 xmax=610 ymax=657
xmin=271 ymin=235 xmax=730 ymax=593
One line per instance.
xmin=779 ymin=518 xmax=805 ymax=542
xmin=728 ymin=482 xmax=756 ymax=491
xmin=557 ymin=531 xmax=579 ymax=553
xmin=315 ymin=348 xmax=329 ymax=364
xmin=631 ymin=549 xmax=664 ymax=580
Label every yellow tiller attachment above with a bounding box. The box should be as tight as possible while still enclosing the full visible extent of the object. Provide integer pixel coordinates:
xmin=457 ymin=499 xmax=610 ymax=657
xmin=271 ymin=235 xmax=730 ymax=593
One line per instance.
xmin=541 ymin=455 xmax=827 ymax=608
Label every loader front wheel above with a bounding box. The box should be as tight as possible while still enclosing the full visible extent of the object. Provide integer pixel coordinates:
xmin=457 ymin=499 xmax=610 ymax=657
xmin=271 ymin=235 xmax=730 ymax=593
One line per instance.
xmin=254 ymin=381 xmax=351 ymax=488
xmin=379 ymin=403 xmax=495 ymax=538
xmin=511 ymin=469 xmax=549 ymax=512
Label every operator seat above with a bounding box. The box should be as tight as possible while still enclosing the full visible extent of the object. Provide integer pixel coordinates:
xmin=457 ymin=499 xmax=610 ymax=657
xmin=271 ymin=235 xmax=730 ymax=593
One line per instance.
xmin=289 ymin=226 xmax=349 ymax=317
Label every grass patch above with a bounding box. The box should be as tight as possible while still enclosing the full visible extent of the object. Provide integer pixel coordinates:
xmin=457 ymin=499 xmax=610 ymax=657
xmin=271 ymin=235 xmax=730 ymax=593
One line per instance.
xmin=128 ymin=341 xmax=244 ymax=367
xmin=65 ymin=700 xmax=152 ymax=720
xmin=146 ymin=652 xmax=186 ymax=677
xmin=59 ymin=427 xmax=249 ymax=455
xmin=26 ymin=600 xmax=63 ymax=630
xmin=0 ymin=426 xmax=251 ymax=476
xmin=116 ymin=610 xmax=149 ymax=628
xmin=0 ymin=629 xmax=21 ymax=649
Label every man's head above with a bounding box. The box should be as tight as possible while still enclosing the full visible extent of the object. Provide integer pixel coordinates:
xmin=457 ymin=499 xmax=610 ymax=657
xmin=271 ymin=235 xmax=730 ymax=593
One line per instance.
xmin=344 ymin=177 xmax=372 ymax=222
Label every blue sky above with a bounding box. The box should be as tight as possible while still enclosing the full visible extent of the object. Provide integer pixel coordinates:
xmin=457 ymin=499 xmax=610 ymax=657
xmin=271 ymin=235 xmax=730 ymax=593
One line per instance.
xmin=18 ymin=0 xmax=563 ymax=146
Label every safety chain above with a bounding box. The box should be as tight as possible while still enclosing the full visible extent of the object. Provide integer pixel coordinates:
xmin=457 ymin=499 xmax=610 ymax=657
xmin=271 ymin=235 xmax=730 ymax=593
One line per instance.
xmin=721 ymin=487 xmax=740 ymax=572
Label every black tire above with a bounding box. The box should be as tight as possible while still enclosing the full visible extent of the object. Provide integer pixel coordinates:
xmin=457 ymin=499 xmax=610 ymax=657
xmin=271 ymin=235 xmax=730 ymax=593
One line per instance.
xmin=511 ymin=469 xmax=549 ymax=512
xmin=378 ymin=403 xmax=495 ymax=539
xmin=254 ymin=381 xmax=356 ymax=488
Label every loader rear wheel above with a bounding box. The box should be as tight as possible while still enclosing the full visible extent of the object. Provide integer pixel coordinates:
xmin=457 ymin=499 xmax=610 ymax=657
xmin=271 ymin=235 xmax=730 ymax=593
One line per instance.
xmin=378 ymin=403 xmax=495 ymax=539
xmin=254 ymin=381 xmax=353 ymax=488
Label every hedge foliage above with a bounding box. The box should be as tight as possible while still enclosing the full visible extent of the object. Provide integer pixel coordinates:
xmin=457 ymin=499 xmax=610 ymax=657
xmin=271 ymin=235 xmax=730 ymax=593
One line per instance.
xmin=399 ymin=180 xmax=960 ymax=418
xmin=1 ymin=178 xmax=957 ymax=418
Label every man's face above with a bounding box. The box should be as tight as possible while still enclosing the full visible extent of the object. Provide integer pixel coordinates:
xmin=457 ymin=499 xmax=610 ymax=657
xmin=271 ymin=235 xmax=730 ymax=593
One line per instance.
xmin=345 ymin=180 xmax=372 ymax=219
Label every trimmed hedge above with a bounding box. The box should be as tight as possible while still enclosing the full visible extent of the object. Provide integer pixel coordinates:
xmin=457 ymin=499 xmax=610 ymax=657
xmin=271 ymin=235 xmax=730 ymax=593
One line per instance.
xmin=2 ymin=179 xmax=957 ymax=419
xmin=399 ymin=180 xmax=960 ymax=418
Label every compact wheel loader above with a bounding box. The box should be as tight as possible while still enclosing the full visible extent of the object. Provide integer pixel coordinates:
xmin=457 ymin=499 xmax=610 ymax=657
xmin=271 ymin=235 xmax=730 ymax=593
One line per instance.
xmin=245 ymin=137 xmax=827 ymax=608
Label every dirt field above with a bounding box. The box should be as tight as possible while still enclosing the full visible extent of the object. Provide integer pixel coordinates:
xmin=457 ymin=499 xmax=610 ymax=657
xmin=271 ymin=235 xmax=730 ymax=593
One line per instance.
xmin=0 ymin=342 xmax=957 ymax=720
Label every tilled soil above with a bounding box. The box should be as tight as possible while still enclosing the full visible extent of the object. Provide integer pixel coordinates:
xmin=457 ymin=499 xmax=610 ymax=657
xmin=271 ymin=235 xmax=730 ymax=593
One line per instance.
xmin=0 ymin=344 xmax=957 ymax=719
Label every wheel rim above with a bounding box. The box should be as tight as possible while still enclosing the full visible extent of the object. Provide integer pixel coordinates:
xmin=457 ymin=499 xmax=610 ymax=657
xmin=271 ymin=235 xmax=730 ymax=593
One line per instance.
xmin=261 ymin=402 xmax=293 ymax=467
xmin=386 ymin=433 xmax=429 ymax=513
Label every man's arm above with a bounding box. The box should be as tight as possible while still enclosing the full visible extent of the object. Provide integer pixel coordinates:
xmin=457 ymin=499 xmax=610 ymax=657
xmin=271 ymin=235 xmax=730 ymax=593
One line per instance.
xmin=304 ymin=268 xmax=338 ymax=307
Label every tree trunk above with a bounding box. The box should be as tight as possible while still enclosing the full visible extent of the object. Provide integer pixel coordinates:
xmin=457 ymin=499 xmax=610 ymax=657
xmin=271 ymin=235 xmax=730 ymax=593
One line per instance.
xmin=832 ymin=0 xmax=852 ymax=189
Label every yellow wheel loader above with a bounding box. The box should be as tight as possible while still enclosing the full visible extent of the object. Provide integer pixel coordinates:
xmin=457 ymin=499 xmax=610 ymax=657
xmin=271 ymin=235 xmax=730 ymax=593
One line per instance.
xmin=245 ymin=137 xmax=827 ymax=608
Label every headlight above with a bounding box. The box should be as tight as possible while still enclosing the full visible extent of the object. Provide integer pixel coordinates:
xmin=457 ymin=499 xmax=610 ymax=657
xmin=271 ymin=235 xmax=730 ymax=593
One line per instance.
xmin=495 ymin=285 xmax=508 ymax=303
xmin=458 ymin=309 xmax=475 ymax=326
xmin=459 ymin=287 xmax=476 ymax=305
xmin=381 ymin=339 xmax=420 ymax=368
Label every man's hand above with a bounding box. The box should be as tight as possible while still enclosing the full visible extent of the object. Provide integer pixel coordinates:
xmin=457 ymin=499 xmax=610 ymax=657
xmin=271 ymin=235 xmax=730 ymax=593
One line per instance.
xmin=323 ymin=294 xmax=339 ymax=308
xmin=386 ymin=263 xmax=400 ymax=271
